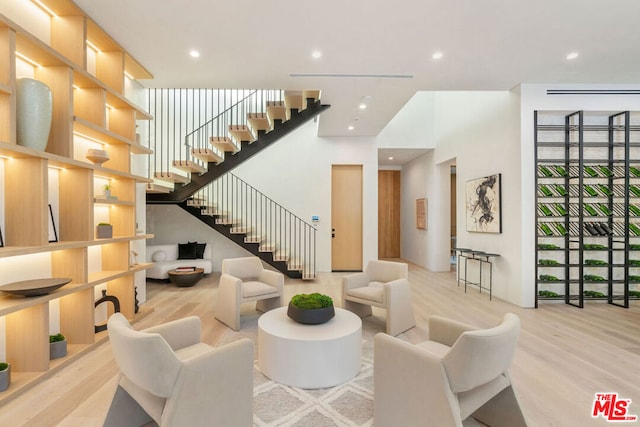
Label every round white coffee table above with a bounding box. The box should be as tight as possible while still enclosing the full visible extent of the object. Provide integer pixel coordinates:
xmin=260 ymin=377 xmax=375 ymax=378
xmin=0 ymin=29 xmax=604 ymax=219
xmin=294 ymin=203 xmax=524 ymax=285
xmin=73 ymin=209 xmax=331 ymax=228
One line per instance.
xmin=258 ymin=306 xmax=362 ymax=389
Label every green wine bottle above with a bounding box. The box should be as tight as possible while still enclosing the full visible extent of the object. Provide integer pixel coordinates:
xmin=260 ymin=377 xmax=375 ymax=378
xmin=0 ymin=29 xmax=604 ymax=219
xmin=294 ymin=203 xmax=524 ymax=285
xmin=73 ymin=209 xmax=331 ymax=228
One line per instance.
xmin=539 ymin=204 xmax=553 ymax=216
xmin=630 ymin=223 xmax=640 ymax=236
xmin=584 ymin=185 xmax=599 ymax=197
xmin=554 ymin=223 xmax=567 ymax=235
xmin=540 ymin=166 xmax=553 ymax=177
xmin=584 ymin=166 xmax=599 ymax=177
xmin=539 ymin=185 xmax=553 ymax=197
xmin=598 ymin=204 xmax=612 ymax=216
xmin=554 ymin=165 xmax=567 ymax=177
xmin=584 ymin=204 xmax=598 ymax=216
xmin=598 ymin=166 xmax=612 ymax=177
xmin=630 ymin=166 xmax=640 ymax=177
xmin=597 ymin=184 xmax=613 ymax=196
xmin=554 ymin=184 xmax=568 ymax=196
xmin=553 ymin=204 xmax=567 ymax=216
xmin=630 ymin=205 xmax=640 ymax=216
xmin=631 ymin=186 xmax=640 ymax=197
xmin=540 ymin=223 xmax=554 ymax=236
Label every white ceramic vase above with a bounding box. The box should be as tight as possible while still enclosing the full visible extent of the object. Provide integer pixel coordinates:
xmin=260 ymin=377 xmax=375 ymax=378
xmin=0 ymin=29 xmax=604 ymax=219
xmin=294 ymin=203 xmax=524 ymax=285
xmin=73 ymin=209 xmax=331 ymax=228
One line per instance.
xmin=16 ymin=77 xmax=53 ymax=151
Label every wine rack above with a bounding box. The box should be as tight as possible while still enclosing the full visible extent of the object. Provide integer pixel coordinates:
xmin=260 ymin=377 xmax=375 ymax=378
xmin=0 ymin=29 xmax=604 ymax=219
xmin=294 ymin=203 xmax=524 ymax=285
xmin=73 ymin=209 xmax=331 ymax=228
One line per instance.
xmin=535 ymin=110 xmax=640 ymax=308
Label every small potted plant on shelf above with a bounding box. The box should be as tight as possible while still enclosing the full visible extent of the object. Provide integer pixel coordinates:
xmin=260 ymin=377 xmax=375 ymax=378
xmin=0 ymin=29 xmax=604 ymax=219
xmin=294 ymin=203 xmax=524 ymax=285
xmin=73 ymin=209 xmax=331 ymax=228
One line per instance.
xmin=287 ymin=293 xmax=335 ymax=325
xmin=103 ymin=184 xmax=112 ymax=198
xmin=96 ymin=222 xmax=113 ymax=239
xmin=49 ymin=333 xmax=67 ymax=360
xmin=0 ymin=362 xmax=10 ymax=392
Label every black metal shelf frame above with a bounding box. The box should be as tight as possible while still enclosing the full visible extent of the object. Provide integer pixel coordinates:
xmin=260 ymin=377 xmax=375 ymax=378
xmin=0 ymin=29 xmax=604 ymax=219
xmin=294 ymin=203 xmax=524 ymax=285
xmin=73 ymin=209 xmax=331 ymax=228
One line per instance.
xmin=535 ymin=110 xmax=636 ymax=308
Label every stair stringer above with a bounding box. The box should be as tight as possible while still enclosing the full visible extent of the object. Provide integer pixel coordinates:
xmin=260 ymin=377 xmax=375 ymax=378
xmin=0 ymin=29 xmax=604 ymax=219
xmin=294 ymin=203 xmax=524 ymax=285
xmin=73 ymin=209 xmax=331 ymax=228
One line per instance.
xmin=147 ymin=99 xmax=330 ymax=204
xmin=179 ymin=202 xmax=302 ymax=279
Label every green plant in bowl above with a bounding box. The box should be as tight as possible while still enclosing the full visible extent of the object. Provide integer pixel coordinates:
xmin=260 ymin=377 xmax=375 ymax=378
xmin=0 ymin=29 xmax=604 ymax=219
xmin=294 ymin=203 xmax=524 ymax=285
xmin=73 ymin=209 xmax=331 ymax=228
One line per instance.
xmin=290 ymin=293 xmax=333 ymax=309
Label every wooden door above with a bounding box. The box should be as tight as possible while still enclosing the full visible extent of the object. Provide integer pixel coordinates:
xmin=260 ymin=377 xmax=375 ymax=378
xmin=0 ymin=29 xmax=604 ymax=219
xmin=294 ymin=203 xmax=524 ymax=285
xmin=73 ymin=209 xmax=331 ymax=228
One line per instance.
xmin=331 ymin=165 xmax=363 ymax=271
xmin=378 ymin=170 xmax=401 ymax=258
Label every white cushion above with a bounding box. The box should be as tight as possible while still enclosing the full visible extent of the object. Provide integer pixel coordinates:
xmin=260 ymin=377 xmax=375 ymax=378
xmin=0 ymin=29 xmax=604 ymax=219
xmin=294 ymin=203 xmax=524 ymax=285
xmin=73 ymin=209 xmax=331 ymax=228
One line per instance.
xmin=242 ymin=281 xmax=279 ymax=298
xmin=152 ymin=250 xmax=167 ymax=262
xmin=347 ymin=284 xmax=384 ymax=303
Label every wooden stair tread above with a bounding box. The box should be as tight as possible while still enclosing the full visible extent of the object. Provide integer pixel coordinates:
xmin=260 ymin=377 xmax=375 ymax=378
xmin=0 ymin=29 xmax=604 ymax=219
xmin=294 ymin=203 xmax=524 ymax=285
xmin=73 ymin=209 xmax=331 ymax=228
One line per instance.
xmin=153 ymin=172 xmax=189 ymax=184
xmin=302 ymin=90 xmax=320 ymax=102
xmin=247 ymin=113 xmax=271 ymax=132
xmin=229 ymin=125 xmax=255 ymax=143
xmin=146 ymin=183 xmax=173 ymax=193
xmin=201 ymin=207 xmax=219 ymax=216
xmin=173 ymin=160 xmax=207 ymax=174
xmin=191 ymin=148 xmax=224 ymax=163
xmin=210 ymin=136 xmax=240 ymax=153
xmin=186 ymin=197 xmax=206 ymax=207
xmin=266 ymin=101 xmax=288 ymax=124
xmin=285 ymin=91 xmax=304 ymax=112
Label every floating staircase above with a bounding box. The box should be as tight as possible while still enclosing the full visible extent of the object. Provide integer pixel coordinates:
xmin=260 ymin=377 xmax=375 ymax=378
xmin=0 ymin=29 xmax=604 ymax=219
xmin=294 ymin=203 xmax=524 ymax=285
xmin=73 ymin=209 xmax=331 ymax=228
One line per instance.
xmin=146 ymin=89 xmax=328 ymax=278
xmin=178 ymin=173 xmax=317 ymax=279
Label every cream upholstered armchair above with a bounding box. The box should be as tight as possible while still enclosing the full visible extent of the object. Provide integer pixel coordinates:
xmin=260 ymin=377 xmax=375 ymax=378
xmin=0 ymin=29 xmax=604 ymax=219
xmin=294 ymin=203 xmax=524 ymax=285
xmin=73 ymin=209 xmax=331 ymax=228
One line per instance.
xmin=374 ymin=313 xmax=527 ymax=427
xmin=216 ymin=256 xmax=284 ymax=331
xmin=104 ymin=313 xmax=254 ymax=427
xmin=342 ymin=260 xmax=415 ymax=336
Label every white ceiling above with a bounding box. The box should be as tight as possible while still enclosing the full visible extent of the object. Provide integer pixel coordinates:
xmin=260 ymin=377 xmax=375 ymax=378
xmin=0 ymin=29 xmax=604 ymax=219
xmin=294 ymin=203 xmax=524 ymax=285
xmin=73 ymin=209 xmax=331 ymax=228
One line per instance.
xmin=76 ymin=0 xmax=640 ymax=162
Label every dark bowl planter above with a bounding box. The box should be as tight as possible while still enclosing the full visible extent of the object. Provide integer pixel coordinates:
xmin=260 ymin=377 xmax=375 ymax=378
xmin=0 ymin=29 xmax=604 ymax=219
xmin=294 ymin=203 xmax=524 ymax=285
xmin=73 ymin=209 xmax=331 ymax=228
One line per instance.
xmin=287 ymin=302 xmax=335 ymax=325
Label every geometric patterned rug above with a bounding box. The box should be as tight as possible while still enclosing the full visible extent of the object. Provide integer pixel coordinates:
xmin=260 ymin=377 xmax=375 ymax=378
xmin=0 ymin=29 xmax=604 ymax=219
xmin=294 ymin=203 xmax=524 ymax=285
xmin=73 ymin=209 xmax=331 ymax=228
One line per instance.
xmin=217 ymin=311 xmax=482 ymax=427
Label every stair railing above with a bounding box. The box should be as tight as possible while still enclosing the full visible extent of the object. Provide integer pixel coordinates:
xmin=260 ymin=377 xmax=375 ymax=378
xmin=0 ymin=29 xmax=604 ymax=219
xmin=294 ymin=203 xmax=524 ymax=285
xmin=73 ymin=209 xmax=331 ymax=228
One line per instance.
xmin=192 ymin=172 xmax=317 ymax=279
xmin=147 ymin=89 xmax=285 ymax=179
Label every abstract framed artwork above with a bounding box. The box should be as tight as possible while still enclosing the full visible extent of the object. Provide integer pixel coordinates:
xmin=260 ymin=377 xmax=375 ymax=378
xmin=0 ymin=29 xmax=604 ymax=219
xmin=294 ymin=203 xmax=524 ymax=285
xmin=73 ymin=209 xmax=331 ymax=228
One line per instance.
xmin=465 ymin=173 xmax=502 ymax=233
xmin=416 ymin=198 xmax=427 ymax=229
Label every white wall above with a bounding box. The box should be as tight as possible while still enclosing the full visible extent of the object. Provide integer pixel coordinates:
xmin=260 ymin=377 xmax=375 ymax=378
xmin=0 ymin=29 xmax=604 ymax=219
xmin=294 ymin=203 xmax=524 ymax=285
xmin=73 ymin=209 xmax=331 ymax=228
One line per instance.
xmin=400 ymin=151 xmax=431 ymax=268
xmin=397 ymin=90 xmax=524 ymax=304
xmin=378 ymin=92 xmax=437 ymax=148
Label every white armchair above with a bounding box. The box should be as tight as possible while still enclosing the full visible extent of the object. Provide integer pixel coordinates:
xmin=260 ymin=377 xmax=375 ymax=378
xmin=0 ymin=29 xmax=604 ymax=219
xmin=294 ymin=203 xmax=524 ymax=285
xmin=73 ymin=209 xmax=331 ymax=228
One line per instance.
xmin=216 ymin=256 xmax=284 ymax=331
xmin=342 ymin=260 xmax=415 ymax=336
xmin=374 ymin=313 xmax=527 ymax=427
xmin=104 ymin=313 xmax=254 ymax=427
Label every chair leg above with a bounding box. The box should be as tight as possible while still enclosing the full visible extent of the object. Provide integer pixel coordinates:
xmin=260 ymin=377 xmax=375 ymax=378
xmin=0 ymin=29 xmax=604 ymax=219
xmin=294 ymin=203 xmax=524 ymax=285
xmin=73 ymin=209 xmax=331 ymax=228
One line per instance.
xmin=256 ymin=295 xmax=282 ymax=313
xmin=471 ymin=385 xmax=528 ymax=427
xmin=103 ymin=385 xmax=155 ymax=427
xmin=343 ymin=300 xmax=373 ymax=317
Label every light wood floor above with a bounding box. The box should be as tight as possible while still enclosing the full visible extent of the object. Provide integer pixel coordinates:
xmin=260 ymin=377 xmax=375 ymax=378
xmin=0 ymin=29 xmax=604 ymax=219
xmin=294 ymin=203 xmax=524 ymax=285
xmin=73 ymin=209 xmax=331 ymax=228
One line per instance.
xmin=1 ymin=260 xmax=639 ymax=426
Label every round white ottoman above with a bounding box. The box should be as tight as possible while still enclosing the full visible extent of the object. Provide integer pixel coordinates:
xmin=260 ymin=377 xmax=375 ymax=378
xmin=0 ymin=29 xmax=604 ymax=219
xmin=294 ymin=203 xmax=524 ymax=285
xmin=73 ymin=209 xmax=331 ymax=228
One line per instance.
xmin=258 ymin=307 xmax=362 ymax=389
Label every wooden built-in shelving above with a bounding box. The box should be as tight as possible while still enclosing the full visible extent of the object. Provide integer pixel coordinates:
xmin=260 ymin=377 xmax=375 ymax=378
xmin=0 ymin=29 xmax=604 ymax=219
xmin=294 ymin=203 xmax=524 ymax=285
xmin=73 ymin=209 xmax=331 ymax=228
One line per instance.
xmin=0 ymin=0 xmax=153 ymax=403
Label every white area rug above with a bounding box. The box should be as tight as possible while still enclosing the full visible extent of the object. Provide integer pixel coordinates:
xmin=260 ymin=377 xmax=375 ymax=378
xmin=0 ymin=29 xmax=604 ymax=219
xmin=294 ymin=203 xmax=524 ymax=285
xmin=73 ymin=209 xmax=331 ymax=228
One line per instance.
xmin=217 ymin=312 xmax=482 ymax=427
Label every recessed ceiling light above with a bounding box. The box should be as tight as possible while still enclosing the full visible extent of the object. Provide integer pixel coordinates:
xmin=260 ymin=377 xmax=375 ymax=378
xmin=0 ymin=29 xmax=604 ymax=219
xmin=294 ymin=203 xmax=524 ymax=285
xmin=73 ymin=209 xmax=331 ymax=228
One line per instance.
xmin=348 ymin=125 xmax=355 ymax=131
xmin=359 ymin=103 xmax=367 ymax=110
xmin=566 ymin=52 xmax=579 ymax=60
xmin=190 ymin=50 xmax=200 ymax=58
xmin=388 ymin=157 xmax=394 ymax=160
xmin=311 ymin=50 xmax=322 ymax=59
xmin=432 ymin=51 xmax=443 ymax=60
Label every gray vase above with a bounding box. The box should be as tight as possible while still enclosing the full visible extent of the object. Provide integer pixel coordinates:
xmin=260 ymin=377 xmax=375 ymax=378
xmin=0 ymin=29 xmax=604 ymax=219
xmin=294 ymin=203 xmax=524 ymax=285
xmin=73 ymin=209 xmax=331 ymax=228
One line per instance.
xmin=16 ymin=77 xmax=53 ymax=151
xmin=50 ymin=339 xmax=67 ymax=360
xmin=0 ymin=364 xmax=10 ymax=392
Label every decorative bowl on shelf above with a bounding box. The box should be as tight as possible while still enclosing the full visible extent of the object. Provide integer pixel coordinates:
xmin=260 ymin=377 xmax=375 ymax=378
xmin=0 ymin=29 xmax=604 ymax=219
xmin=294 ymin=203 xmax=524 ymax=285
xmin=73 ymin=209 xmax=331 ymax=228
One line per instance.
xmin=0 ymin=278 xmax=72 ymax=297
xmin=86 ymin=148 xmax=109 ymax=165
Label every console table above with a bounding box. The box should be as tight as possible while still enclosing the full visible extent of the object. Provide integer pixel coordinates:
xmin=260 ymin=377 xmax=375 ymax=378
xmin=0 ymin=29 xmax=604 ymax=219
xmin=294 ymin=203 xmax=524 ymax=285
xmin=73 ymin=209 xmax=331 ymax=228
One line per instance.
xmin=453 ymin=248 xmax=500 ymax=300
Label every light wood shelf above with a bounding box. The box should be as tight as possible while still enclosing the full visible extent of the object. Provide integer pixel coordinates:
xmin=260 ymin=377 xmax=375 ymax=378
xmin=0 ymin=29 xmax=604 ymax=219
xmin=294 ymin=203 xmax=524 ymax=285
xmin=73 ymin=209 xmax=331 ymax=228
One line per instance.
xmin=0 ymin=0 xmax=153 ymax=399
